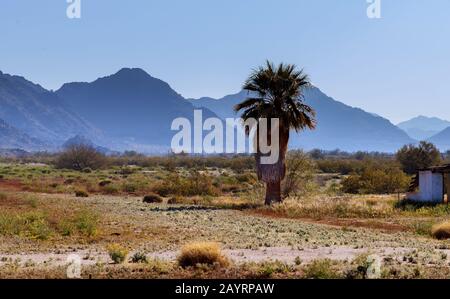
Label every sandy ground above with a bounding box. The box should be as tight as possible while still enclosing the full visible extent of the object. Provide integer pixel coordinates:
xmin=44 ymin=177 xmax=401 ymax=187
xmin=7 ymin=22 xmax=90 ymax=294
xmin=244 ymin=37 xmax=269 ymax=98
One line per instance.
xmin=1 ymin=192 xmax=450 ymax=273
xmin=0 ymin=246 xmax=428 ymax=268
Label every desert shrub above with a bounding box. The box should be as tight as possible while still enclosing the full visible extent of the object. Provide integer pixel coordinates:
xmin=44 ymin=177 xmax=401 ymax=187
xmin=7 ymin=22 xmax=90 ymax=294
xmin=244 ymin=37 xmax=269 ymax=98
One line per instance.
xmin=345 ymin=254 xmax=375 ymax=279
xmin=258 ymin=261 xmax=293 ymax=278
xmin=58 ymin=210 xmax=98 ymax=237
xmin=316 ymin=159 xmax=366 ymax=175
xmin=117 ymin=166 xmax=139 ymax=175
xmin=0 ymin=211 xmax=52 ymax=240
xmin=396 ymin=141 xmax=442 ymax=175
xmin=122 ymin=182 xmax=137 ymax=193
xmin=74 ymin=210 xmax=98 ymax=237
xmin=431 ymin=221 xmax=450 ymax=240
xmin=177 ymin=242 xmax=229 ymax=268
xmin=394 ymin=200 xmax=450 ymax=217
xmin=282 ymin=150 xmax=318 ymax=197
xmin=167 ymin=196 xmax=186 ymax=204
xmin=102 ymin=184 xmax=120 ymax=195
xmin=82 ymin=167 xmax=92 ymax=173
xmin=269 ymin=196 xmax=393 ymax=220
xmin=130 ymin=252 xmax=148 ymax=264
xmin=235 ymin=173 xmax=257 ymax=184
xmin=411 ymin=221 xmax=434 ymax=236
xmin=153 ymin=172 xmax=219 ymax=197
xmin=75 ymin=189 xmax=89 ymax=198
xmin=143 ymin=193 xmax=163 ymax=204
xmin=107 ymin=244 xmax=128 ymax=264
xmin=303 ymin=259 xmax=340 ymax=279
xmin=55 ymin=144 xmax=107 ymax=171
xmin=341 ymin=166 xmax=410 ymax=194
xmin=99 ymin=180 xmax=112 ymax=187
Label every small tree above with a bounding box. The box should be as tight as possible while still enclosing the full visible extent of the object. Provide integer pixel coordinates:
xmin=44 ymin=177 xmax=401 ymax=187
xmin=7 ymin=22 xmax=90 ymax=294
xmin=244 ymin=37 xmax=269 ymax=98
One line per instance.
xmin=396 ymin=141 xmax=442 ymax=174
xmin=282 ymin=150 xmax=317 ymax=197
xmin=55 ymin=144 xmax=107 ymax=171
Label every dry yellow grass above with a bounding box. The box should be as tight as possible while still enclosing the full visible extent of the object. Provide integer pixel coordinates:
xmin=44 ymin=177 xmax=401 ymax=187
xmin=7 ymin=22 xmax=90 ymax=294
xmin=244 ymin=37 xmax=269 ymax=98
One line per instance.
xmin=177 ymin=242 xmax=229 ymax=268
xmin=431 ymin=221 xmax=450 ymax=240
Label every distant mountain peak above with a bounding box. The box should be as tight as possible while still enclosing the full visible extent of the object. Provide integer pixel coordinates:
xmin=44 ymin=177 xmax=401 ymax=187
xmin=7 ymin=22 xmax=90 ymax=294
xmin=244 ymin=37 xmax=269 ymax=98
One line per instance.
xmin=115 ymin=67 xmax=150 ymax=76
xmin=397 ymin=115 xmax=450 ymax=141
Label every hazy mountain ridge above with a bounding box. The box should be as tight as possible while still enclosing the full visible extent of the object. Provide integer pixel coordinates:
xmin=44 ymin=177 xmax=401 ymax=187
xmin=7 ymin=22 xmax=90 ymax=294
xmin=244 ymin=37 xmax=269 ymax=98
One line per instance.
xmin=428 ymin=127 xmax=450 ymax=150
xmin=397 ymin=115 xmax=450 ymax=141
xmin=0 ymin=118 xmax=47 ymax=151
xmin=56 ymin=68 xmax=220 ymax=151
xmin=189 ymin=87 xmax=415 ymax=152
xmin=0 ymin=68 xmax=429 ymax=153
xmin=0 ymin=70 xmax=100 ymax=147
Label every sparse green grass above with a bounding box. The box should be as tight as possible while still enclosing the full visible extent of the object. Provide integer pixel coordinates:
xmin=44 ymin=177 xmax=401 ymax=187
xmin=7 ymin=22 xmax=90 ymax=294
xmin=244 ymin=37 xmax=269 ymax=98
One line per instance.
xmin=3 ymin=160 xmax=450 ymax=278
xmin=0 ymin=211 xmax=52 ymax=240
xmin=303 ymin=259 xmax=341 ymax=279
xmin=265 ymin=195 xmax=396 ymax=220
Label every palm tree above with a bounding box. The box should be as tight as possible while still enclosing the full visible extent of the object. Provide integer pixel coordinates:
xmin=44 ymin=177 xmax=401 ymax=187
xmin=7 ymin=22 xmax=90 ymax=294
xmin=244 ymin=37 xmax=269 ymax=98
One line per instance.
xmin=234 ymin=61 xmax=316 ymax=205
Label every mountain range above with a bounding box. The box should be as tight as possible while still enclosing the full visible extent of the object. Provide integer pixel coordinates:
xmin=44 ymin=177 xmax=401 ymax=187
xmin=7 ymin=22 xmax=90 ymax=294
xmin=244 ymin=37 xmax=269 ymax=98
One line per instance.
xmin=1 ymin=67 xmax=449 ymax=153
xmin=56 ymin=68 xmax=218 ymax=152
xmin=0 ymin=118 xmax=47 ymax=151
xmin=189 ymin=87 xmax=415 ymax=152
xmin=0 ymin=70 xmax=99 ymax=147
xmin=397 ymin=116 xmax=450 ymax=141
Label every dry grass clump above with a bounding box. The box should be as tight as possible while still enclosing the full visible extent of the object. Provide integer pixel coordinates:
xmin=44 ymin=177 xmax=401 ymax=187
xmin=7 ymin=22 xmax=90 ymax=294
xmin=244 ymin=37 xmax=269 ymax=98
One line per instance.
xmin=267 ymin=195 xmax=395 ymax=220
xmin=303 ymin=259 xmax=341 ymax=279
xmin=167 ymin=196 xmax=187 ymax=204
xmin=75 ymin=189 xmax=89 ymax=198
xmin=107 ymin=244 xmax=129 ymax=264
xmin=431 ymin=221 xmax=450 ymax=240
xmin=177 ymin=242 xmax=229 ymax=268
xmin=143 ymin=193 xmax=163 ymax=204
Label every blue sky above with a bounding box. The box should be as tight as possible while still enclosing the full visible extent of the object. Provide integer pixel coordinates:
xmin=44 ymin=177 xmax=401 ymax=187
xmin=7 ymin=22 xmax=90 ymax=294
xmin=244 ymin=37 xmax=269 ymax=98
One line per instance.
xmin=1 ymin=0 xmax=449 ymax=123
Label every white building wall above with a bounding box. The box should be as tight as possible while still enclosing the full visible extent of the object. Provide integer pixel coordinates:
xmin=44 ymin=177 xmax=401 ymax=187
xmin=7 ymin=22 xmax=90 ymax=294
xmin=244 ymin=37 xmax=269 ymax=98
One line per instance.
xmin=408 ymin=171 xmax=444 ymax=203
xmin=431 ymin=173 xmax=444 ymax=202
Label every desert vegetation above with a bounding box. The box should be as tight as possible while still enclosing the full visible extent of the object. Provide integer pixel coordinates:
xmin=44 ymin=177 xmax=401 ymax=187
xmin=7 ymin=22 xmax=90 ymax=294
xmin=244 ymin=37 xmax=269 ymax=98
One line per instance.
xmin=1 ymin=144 xmax=450 ymax=279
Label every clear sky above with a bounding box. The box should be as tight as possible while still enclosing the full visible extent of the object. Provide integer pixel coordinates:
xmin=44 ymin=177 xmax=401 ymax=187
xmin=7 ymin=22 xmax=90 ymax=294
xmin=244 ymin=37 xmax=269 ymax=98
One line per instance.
xmin=1 ymin=0 xmax=449 ymax=123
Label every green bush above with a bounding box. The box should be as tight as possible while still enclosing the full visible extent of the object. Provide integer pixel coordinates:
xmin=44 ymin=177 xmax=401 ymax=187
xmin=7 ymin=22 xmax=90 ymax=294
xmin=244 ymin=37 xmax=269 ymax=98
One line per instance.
xmin=396 ymin=141 xmax=442 ymax=175
xmin=107 ymin=244 xmax=128 ymax=264
xmin=153 ymin=172 xmax=219 ymax=197
xmin=55 ymin=144 xmax=107 ymax=171
xmin=58 ymin=210 xmax=98 ymax=237
xmin=303 ymin=259 xmax=340 ymax=279
xmin=130 ymin=252 xmax=148 ymax=264
xmin=341 ymin=166 xmax=410 ymax=194
xmin=282 ymin=150 xmax=318 ymax=197
xmin=0 ymin=211 xmax=52 ymax=240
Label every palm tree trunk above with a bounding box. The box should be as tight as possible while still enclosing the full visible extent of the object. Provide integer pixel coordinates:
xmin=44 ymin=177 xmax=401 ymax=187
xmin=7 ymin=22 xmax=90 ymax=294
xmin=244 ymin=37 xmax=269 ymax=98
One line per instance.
xmin=265 ymin=181 xmax=282 ymax=205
